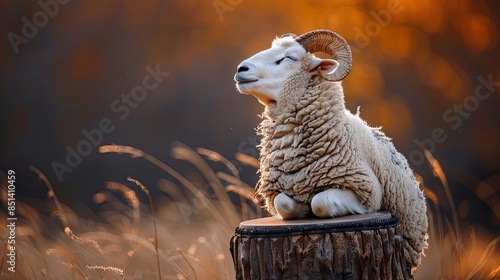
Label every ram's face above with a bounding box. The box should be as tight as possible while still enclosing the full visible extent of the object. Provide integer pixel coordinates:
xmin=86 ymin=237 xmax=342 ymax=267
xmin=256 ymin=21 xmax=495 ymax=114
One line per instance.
xmin=234 ymin=37 xmax=307 ymax=106
xmin=234 ymin=36 xmax=341 ymax=106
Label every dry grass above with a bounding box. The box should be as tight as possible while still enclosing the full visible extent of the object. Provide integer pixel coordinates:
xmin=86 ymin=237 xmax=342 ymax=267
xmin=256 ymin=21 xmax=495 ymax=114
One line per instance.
xmin=414 ymin=150 xmax=500 ymax=280
xmin=0 ymin=144 xmax=498 ymax=279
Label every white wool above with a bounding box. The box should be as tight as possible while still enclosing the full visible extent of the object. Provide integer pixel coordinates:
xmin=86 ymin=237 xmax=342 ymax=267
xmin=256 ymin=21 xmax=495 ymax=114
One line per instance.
xmin=254 ymin=54 xmax=428 ymax=268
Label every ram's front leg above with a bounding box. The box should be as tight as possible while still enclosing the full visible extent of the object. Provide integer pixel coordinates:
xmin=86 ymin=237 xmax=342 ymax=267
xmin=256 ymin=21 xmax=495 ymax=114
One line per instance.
xmin=273 ymin=193 xmax=311 ymax=220
xmin=311 ymin=188 xmax=367 ymax=218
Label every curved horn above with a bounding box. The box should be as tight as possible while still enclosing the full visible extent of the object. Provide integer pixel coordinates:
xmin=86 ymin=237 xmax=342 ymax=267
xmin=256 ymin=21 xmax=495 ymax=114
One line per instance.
xmin=295 ymin=29 xmax=352 ymax=81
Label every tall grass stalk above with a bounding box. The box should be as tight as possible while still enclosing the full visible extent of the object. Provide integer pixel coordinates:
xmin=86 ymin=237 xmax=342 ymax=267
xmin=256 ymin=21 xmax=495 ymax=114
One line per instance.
xmin=29 ymin=165 xmax=89 ymax=279
xmin=127 ymin=177 xmax=162 ymax=280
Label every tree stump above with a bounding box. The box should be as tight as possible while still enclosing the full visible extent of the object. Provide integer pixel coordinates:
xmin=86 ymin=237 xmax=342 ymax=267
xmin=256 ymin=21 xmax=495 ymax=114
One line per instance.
xmin=230 ymin=212 xmax=412 ymax=280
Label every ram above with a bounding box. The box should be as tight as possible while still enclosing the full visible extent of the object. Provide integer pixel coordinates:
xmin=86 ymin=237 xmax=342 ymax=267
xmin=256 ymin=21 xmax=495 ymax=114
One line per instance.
xmin=234 ymin=29 xmax=428 ymax=269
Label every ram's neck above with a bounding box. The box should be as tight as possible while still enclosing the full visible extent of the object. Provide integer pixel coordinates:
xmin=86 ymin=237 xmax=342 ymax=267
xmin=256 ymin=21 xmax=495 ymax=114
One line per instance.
xmin=302 ymin=81 xmax=346 ymax=114
xmin=266 ymin=75 xmax=346 ymax=117
xmin=257 ymin=81 xmax=347 ymax=169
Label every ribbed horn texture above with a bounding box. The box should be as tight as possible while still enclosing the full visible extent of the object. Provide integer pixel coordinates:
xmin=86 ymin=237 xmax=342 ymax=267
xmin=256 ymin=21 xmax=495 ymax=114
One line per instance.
xmin=295 ymin=29 xmax=352 ymax=81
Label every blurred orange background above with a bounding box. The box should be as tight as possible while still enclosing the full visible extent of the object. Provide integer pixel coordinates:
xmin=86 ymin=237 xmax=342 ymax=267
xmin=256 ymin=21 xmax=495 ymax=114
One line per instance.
xmin=0 ymin=0 xmax=498 ymax=238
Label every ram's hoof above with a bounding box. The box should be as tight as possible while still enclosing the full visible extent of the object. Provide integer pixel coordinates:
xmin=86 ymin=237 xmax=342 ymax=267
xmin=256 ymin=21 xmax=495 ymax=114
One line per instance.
xmin=311 ymin=189 xmax=367 ymax=218
xmin=274 ymin=193 xmax=310 ymax=220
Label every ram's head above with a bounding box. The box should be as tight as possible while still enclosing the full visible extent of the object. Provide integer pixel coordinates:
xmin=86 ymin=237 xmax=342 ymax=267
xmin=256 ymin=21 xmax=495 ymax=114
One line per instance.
xmin=234 ymin=29 xmax=352 ymax=106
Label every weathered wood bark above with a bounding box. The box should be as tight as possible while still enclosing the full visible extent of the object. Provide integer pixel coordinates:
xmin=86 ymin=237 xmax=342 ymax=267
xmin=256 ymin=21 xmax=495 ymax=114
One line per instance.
xmin=230 ymin=212 xmax=412 ymax=280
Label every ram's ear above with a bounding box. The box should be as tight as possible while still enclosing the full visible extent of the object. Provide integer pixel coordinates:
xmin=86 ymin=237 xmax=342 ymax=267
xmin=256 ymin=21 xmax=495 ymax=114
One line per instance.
xmin=308 ymin=57 xmax=339 ymax=76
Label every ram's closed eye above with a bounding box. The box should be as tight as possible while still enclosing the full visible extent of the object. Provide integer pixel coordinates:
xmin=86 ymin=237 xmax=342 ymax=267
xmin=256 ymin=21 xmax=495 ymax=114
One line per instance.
xmin=275 ymin=56 xmax=297 ymax=65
